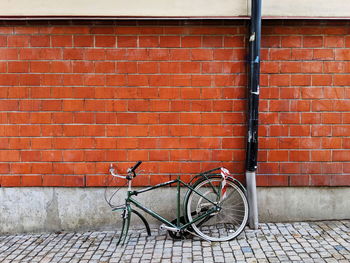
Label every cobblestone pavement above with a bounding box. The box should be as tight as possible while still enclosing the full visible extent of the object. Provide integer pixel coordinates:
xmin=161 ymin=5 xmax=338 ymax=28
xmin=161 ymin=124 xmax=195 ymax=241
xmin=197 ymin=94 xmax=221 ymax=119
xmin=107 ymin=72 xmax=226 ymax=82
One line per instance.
xmin=0 ymin=221 xmax=349 ymax=263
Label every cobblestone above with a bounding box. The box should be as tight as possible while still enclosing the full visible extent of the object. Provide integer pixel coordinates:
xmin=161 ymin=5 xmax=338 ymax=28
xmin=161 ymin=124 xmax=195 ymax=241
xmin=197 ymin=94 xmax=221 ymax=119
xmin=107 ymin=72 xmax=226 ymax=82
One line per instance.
xmin=0 ymin=221 xmax=349 ymax=262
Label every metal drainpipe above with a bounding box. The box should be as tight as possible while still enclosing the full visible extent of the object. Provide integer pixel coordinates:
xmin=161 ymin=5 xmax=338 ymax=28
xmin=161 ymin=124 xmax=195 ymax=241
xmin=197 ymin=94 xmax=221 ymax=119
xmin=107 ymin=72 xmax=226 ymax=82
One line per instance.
xmin=246 ymin=0 xmax=262 ymax=230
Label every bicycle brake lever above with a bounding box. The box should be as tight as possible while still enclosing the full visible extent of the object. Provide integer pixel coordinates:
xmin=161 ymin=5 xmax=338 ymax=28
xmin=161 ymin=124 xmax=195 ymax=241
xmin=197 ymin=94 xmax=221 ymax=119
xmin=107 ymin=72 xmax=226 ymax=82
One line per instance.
xmin=109 ymin=164 xmax=115 ymax=174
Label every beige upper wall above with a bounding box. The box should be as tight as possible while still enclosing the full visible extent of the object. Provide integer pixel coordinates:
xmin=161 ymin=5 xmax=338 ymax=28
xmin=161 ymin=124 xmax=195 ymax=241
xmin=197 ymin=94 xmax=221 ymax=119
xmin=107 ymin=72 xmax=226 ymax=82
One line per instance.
xmin=1 ymin=0 xmax=349 ymax=18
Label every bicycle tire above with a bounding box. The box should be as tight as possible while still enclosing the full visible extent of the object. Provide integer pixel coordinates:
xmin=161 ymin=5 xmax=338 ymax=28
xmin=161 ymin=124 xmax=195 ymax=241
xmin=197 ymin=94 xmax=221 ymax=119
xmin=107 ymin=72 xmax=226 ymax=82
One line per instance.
xmin=185 ymin=175 xmax=248 ymax=242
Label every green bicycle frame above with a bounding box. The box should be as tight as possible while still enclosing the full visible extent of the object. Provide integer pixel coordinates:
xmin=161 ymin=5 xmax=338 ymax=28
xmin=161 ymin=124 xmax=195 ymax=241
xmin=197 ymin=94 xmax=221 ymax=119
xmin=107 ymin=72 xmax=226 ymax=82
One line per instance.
xmin=115 ymin=175 xmax=223 ymax=245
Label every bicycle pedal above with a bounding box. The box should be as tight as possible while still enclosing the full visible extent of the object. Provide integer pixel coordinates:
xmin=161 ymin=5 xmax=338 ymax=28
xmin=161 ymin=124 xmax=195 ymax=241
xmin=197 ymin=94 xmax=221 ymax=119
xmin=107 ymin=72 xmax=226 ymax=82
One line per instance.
xmin=159 ymin=224 xmax=179 ymax=233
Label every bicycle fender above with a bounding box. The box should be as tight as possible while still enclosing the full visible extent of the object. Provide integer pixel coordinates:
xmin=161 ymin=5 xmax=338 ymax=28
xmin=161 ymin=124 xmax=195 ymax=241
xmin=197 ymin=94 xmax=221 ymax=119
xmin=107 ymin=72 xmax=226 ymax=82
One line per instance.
xmin=131 ymin=209 xmax=151 ymax=236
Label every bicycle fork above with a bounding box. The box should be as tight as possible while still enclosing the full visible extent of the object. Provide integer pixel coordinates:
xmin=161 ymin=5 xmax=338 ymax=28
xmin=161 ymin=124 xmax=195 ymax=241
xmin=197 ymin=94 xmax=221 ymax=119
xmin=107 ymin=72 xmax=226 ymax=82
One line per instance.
xmin=114 ymin=205 xmax=130 ymax=246
xmin=114 ymin=199 xmax=151 ymax=246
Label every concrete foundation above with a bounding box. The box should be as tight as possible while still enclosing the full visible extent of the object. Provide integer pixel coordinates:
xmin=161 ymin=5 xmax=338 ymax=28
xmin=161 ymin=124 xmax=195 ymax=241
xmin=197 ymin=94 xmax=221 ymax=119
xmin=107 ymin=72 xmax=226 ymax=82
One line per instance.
xmin=1 ymin=187 xmax=349 ymax=234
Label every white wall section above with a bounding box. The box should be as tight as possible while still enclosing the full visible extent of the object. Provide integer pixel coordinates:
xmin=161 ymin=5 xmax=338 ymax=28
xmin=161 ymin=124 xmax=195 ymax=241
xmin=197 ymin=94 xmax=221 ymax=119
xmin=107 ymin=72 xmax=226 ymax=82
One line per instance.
xmin=1 ymin=0 xmax=247 ymax=17
xmin=1 ymin=0 xmax=349 ymax=18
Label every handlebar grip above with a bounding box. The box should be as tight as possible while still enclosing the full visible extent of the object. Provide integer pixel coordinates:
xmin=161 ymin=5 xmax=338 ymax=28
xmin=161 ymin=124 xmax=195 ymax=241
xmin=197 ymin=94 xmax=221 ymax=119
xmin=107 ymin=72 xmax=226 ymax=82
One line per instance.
xmin=130 ymin=161 xmax=142 ymax=173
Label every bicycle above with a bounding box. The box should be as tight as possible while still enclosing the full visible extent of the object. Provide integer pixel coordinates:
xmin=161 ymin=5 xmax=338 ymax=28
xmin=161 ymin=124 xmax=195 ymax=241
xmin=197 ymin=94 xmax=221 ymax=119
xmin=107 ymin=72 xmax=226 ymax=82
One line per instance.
xmin=107 ymin=161 xmax=249 ymax=245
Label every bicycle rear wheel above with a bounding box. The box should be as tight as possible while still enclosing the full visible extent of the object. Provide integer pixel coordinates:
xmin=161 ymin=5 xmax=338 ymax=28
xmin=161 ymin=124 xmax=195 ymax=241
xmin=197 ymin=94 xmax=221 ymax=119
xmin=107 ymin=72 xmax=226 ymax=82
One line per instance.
xmin=185 ymin=176 xmax=248 ymax=242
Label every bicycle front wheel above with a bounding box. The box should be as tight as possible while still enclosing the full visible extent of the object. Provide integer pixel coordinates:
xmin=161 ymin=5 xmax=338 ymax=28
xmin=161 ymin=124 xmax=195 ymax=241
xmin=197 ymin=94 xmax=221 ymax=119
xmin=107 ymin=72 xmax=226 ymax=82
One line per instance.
xmin=185 ymin=176 xmax=248 ymax=242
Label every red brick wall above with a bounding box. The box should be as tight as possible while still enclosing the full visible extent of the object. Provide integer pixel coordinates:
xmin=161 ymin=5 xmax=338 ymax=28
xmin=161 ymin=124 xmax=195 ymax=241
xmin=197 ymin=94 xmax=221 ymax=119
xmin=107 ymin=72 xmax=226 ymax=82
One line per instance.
xmin=0 ymin=20 xmax=349 ymax=187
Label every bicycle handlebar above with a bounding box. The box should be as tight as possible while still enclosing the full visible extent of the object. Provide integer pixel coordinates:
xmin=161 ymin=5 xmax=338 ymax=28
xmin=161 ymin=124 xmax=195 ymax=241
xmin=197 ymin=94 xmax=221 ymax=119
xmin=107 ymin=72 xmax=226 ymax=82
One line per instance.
xmin=129 ymin=161 xmax=142 ymax=173
xmin=109 ymin=161 xmax=142 ymax=179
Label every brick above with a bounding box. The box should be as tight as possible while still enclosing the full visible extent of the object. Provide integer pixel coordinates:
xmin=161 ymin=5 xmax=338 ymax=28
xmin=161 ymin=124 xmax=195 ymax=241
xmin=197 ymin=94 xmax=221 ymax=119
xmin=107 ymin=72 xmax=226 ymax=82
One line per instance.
xmin=52 ymin=35 xmax=73 ymax=47
xmin=117 ymin=36 xmax=137 ymax=47
xmin=159 ymin=36 xmax=180 ymax=47
xmin=322 ymin=113 xmax=342 ymax=124
xmin=63 ymin=175 xmax=85 ymax=187
xmin=53 ymin=162 xmax=75 ymax=174
xmin=51 ymin=26 xmax=90 ymax=34
xmin=0 ymin=138 xmax=8 ymax=150
xmin=9 ymin=138 xmax=30 ymax=149
xmin=312 ymin=100 xmax=333 ymax=111
xmin=324 ymin=61 xmax=344 ymax=73
xmin=95 ymin=36 xmax=116 ymax=47
xmin=312 ymin=125 xmax=332 ymax=137
xmin=0 ymin=48 xmax=18 ymax=60
xmin=312 ymin=75 xmax=333 ymax=86
xmin=90 ymin=26 xmax=115 ymax=34
xmin=322 ymin=137 xmax=342 ymax=149
xmin=139 ymin=36 xmax=159 ymax=47
xmin=1 ymin=175 xmax=21 ymax=187
xmin=20 ymin=74 xmax=41 ymax=86
xmin=269 ymin=75 xmax=290 ymax=86
xmin=258 ymin=163 xmax=279 ymax=174
xmin=137 ymin=62 xmax=158 ymax=74
xmin=213 ymin=49 xmax=245 ymax=61
xmin=261 ymin=35 xmax=280 ymax=48
xmin=74 ymin=35 xmax=94 ymax=47
xmin=334 ymin=75 xmax=350 ymax=86
xmin=202 ymin=36 xmax=222 ymax=47
xmin=280 ymin=62 xmax=302 ymax=73
xmin=279 ymin=138 xmax=300 ymax=149
xmin=290 ymin=150 xmax=310 ymax=162
xmin=8 ymin=35 xmax=30 ymax=47
xmin=311 ymin=150 xmax=332 ymax=162
xmin=323 ymin=163 xmax=343 ymax=174
xmin=170 ymin=49 xmax=191 ymax=60
xmin=279 ymin=87 xmax=300 ymax=100
xmin=0 ymin=150 xmax=20 ymax=162
xmin=159 ymin=62 xmax=180 ymax=74
xmin=8 ymin=61 xmax=29 ymax=73
xmin=270 ymin=48 xmax=292 ymax=61
xmin=259 ymin=137 xmax=278 ymax=149
xmin=268 ymin=150 xmax=289 ymax=161
xmin=42 ymin=175 xmax=64 ymax=186
xmin=21 ymin=175 xmax=42 ymax=187
xmin=290 ymin=125 xmax=310 ymax=136
xmin=71 ymin=61 xmax=93 ymax=73
xmin=30 ymin=61 xmax=50 ymax=73
xmin=179 ymin=36 xmax=199 ymax=48
xmin=299 ymin=138 xmax=321 ymax=149
xmin=74 ymin=163 xmax=95 ymax=175
xmin=303 ymin=36 xmax=323 ymax=47
xmin=191 ymin=49 xmax=213 ymax=60
xmin=0 ymin=36 xmax=6 ymax=47
xmin=335 ymin=49 xmax=350 ymax=60
xmin=281 ymin=36 xmax=302 ymax=48
xmin=42 ymin=151 xmax=62 ymax=162
xmin=300 ymin=163 xmax=322 ymax=174
xmin=269 ymin=100 xmax=289 ymax=112
xmin=301 ymin=88 xmax=323 ymax=99
xmin=290 ymin=175 xmax=310 ymax=186
xmin=32 ymin=163 xmax=53 ymax=174
xmin=10 ymin=163 xmax=31 ymax=174
xmin=333 ymin=150 xmax=350 ymax=161
xmin=311 ymin=175 xmax=330 ymax=186
xmin=63 ymin=48 xmax=84 ymax=60
xmin=85 ymin=48 xmax=106 ymax=60
xmin=301 ymin=62 xmax=323 ymax=73
xmin=331 ymin=174 xmax=350 ymax=186
xmin=268 ymin=175 xmax=289 ymax=186
xmin=290 ymin=101 xmax=310 ymax=112
xmin=269 ymin=125 xmax=288 ymax=136
xmin=313 ymin=49 xmax=334 ymax=60
xmin=279 ymin=113 xmax=300 ymax=124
